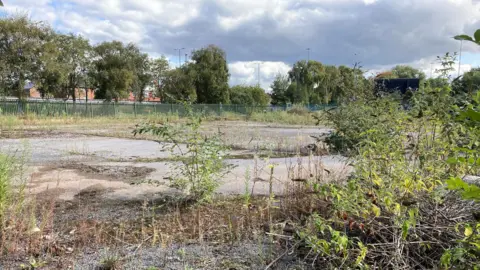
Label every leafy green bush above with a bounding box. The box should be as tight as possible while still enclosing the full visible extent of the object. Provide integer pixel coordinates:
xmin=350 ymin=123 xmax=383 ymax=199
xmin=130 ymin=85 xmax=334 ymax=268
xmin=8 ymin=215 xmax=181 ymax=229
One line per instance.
xmin=134 ymin=105 xmax=233 ymax=202
xmin=294 ymin=87 xmax=480 ymax=269
xmin=322 ymin=96 xmax=404 ymax=155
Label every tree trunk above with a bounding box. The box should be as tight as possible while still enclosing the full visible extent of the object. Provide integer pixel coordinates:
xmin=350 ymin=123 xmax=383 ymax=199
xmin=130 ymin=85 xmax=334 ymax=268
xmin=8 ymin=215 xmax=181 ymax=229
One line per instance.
xmin=71 ymin=75 xmax=76 ymax=114
xmin=17 ymin=72 xmax=26 ymax=100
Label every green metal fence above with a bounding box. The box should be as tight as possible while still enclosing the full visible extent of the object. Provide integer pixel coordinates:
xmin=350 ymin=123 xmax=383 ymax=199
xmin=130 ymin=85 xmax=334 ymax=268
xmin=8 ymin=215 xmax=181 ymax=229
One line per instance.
xmin=0 ymin=100 xmax=336 ymax=117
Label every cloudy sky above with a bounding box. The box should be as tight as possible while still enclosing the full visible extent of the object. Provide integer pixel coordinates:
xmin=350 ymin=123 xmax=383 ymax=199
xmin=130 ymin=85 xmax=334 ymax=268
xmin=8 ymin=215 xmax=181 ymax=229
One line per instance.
xmin=2 ymin=0 xmax=480 ymax=90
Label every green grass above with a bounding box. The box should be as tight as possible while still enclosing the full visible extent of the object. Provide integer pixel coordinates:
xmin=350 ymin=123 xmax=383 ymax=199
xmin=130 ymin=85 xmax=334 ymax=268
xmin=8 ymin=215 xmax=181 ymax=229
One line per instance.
xmin=0 ymin=109 xmax=322 ymax=135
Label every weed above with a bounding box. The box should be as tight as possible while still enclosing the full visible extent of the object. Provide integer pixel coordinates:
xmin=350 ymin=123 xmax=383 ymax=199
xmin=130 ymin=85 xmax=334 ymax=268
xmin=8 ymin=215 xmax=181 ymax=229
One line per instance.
xmin=19 ymin=257 xmax=47 ymax=270
xmin=134 ymin=104 xmax=235 ymax=202
xmin=99 ymin=255 xmax=122 ymax=270
xmin=290 ymin=86 xmax=480 ymax=268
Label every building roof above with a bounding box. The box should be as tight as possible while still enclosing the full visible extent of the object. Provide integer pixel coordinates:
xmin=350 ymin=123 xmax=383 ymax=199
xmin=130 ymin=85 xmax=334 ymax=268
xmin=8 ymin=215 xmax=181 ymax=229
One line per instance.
xmin=24 ymin=82 xmax=35 ymax=90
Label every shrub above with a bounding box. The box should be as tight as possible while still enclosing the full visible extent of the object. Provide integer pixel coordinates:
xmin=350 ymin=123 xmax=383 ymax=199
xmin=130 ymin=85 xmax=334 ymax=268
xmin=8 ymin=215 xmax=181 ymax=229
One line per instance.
xmin=322 ymin=96 xmax=404 ymax=155
xmin=134 ymin=104 xmax=234 ymax=202
xmin=292 ymin=89 xmax=480 ymax=269
xmin=286 ymin=105 xmax=310 ymax=116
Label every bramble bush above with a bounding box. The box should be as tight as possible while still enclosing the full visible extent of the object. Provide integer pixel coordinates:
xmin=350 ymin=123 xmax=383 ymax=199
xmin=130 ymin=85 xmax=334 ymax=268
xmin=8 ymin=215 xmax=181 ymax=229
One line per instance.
xmin=293 ymin=78 xmax=480 ymax=268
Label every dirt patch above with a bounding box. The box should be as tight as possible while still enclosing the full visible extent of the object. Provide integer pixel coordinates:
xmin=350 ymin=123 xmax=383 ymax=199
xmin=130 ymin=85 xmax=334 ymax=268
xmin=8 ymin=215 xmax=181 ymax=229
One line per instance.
xmin=60 ymin=163 xmax=155 ymax=183
xmin=75 ymin=184 xmax=111 ymax=198
xmin=0 ymin=129 xmax=84 ymax=139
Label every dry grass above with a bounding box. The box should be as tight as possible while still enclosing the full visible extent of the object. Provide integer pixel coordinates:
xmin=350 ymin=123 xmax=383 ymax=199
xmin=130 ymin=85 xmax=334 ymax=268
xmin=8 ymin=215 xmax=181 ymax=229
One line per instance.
xmin=0 ymin=149 xmax=342 ymax=268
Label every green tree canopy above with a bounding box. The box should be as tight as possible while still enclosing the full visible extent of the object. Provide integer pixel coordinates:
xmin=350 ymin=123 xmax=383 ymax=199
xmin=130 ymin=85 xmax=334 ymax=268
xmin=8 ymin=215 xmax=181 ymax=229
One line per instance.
xmin=391 ymin=65 xmax=426 ymax=80
xmin=150 ymin=56 xmax=170 ymax=101
xmin=189 ymin=45 xmax=230 ymax=104
xmin=285 ymin=60 xmax=370 ymax=104
xmin=0 ymin=15 xmax=53 ymax=98
xmin=229 ymin=85 xmax=269 ymax=106
xmin=452 ymin=68 xmax=480 ymax=95
xmin=92 ymin=41 xmax=148 ymax=101
xmin=270 ymin=74 xmax=290 ymax=105
xmin=161 ymin=67 xmax=196 ymax=103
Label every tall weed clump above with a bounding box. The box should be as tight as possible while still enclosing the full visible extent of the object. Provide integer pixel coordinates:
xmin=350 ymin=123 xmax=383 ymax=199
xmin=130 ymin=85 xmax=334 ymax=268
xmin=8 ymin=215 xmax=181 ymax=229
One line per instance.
xmin=292 ymin=87 xmax=479 ymax=269
xmin=321 ymin=95 xmax=404 ymax=155
xmin=0 ymin=153 xmax=14 ymax=219
xmin=134 ymin=104 xmax=234 ymax=202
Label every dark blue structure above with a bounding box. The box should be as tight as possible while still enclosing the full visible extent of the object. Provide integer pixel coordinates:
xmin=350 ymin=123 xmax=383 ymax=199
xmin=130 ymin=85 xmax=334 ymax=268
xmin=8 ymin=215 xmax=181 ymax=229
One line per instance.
xmin=374 ymin=78 xmax=420 ymax=95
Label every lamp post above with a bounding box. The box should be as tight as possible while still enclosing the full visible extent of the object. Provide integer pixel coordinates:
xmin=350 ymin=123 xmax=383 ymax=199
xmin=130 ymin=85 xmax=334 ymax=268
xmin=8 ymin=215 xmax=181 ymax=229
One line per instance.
xmin=174 ymin=48 xmax=185 ymax=67
xmin=458 ymin=40 xmax=463 ymax=77
xmin=257 ymin=62 xmax=261 ymax=87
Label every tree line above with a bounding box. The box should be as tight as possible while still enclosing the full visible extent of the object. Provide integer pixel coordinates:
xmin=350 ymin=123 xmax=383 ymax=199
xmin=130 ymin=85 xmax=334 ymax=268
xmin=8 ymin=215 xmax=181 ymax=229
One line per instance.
xmin=1 ymin=15 xmax=479 ymax=105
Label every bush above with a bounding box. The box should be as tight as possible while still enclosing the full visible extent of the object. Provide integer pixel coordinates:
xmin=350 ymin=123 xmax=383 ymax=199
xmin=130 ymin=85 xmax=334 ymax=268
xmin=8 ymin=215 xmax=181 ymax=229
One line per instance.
xmin=134 ymin=104 xmax=234 ymax=202
xmin=286 ymin=105 xmax=310 ymax=116
xmin=322 ymin=96 xmax=404 ymax=155
xmin=292 ymin=89 xmax=480 ymax=269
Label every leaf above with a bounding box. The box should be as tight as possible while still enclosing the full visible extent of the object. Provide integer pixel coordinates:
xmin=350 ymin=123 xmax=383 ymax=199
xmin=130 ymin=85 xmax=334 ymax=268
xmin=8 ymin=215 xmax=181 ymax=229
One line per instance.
xmin=475 ymin=29 xmax=480 ymax=42
xmin=440 ymin=250 xmax=452 ymax=268
xmin=355 ymin=242 xmax=368 ymax=266
xmin=446 ymin=177 xmax=469 ymax=190
xmin=402 ymin=220 xmax=410 ymax=239
xmin=446 ymin=157 xmax=459 ymax=164
xmin=372 ymin=205 xmax=381 ymax=217
xmin=464 ymin=225 xmax=473 ymax=237
xmin=454 ymin=35 xmax=474 ymax=42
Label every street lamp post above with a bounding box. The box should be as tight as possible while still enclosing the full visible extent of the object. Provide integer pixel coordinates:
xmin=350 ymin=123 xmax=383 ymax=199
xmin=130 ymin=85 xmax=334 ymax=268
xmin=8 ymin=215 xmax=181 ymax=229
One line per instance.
xmin=257 ymin=62 xmax=260 ymax=87
xmin=458 ymin=40 xmax=463 ymax=77
xmin=174 ymin=48 xmax=185 ymax=67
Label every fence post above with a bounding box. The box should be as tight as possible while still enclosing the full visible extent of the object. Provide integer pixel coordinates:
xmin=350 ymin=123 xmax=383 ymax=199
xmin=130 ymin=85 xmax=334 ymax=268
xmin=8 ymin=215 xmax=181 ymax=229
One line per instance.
xmin=153 ymin=104 xmax=156 ymax=114
xmin=64 ymin=102 xmax=67 ymax=115
xmin=170 ymin=103 xmax=173 ymax=114
xmin=134 ymin=102 xmax=137 ymax=117
xmin=90 ymin=102 xmax=93 ymax=117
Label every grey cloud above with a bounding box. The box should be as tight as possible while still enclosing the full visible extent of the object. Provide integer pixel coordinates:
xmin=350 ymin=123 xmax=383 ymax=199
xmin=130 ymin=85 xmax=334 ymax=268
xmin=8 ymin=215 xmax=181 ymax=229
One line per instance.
xmin=7 ymin=0 xmax=480 ymax=87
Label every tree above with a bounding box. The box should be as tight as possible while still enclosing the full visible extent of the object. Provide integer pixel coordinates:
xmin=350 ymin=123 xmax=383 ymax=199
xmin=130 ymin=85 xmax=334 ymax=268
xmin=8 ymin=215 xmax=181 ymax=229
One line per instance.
xmin=128 ymin=50 xmax=150 ymax=102
xmin=318 ymin=65 xmax=341 ymax=104
xmin=453 ymin=68 xmax=480 ymax=96
xmin=288 ymin=60 xmax=325 ymax=104
xmin=54 ymin=33 xmax=91 ymax=103
xmin=230 ymin=85 xmax=269 ymax=106
xmin=270 ymin=74 xmax=290 ymax=105
xmin=150 ymin=56 xmax=169 ymax=101
xmin=0 ymin=15 xmax=53 ymax=99
xmin=160 ymin=67 xmax=196 ymax=103
xmin=189 ymin=45 xmax=230 ymax=104
xmin=391 ymin=65 xmax=426 ymax=80
xmin=425 ymin=77 xmax=449 ymax=89
xmin=91 ymin=41 xmax=147 ymax=101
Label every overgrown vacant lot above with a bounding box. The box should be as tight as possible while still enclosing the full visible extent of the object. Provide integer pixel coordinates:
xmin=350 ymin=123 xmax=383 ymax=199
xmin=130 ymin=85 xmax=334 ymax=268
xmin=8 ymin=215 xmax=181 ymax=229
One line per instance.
xmin=1 ymin=91 xmax=480 ymax=269
xmin=0 ymin=112 xmax=349 ymax=269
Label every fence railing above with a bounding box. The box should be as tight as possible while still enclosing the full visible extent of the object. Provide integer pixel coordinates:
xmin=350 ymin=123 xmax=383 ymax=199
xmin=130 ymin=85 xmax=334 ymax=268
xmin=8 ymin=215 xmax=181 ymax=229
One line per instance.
xmin=0 ymin=100 xmax=337 ymax=117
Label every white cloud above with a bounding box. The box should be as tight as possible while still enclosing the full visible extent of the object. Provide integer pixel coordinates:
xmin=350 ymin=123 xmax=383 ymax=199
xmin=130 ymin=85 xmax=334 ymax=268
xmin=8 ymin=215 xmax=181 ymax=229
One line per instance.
xmin=3 ymin=0 xmax=480 ymax=89
xmin=229 ymin=61 xmax=291 ymax=90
